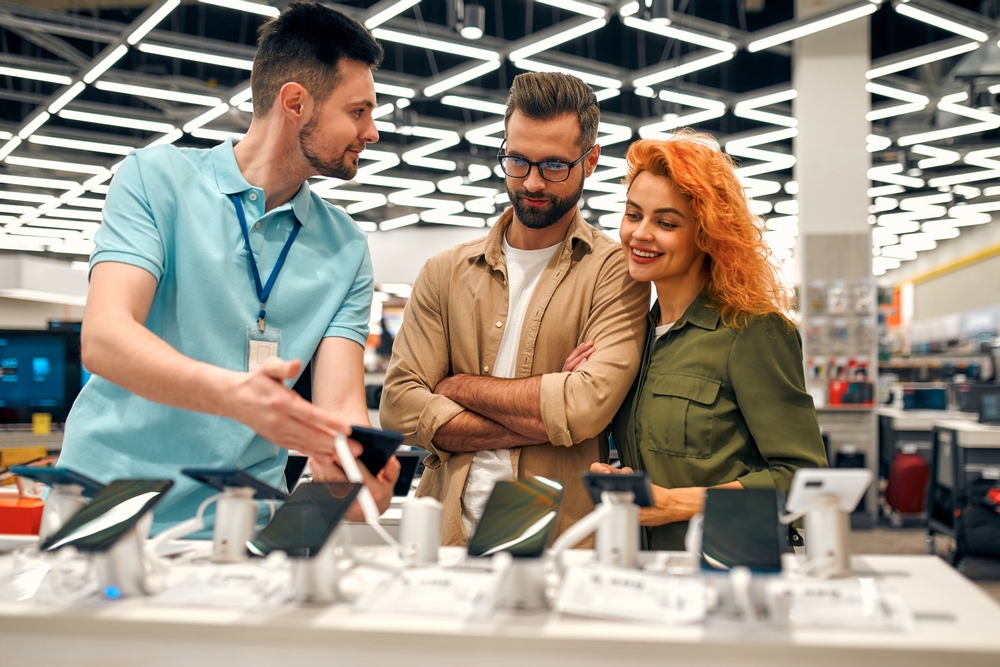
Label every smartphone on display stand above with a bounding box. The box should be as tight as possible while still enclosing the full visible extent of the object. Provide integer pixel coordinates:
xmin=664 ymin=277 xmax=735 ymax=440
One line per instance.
xmin=467 ymin=477 xmax=564 ymax=559
xmin=247 ymin=482 xmax=361 ymax=559
xmin=40 ymin=479 xmax=174 ymax=553
xmin=350 ymin=425 xmax=404 ymax=475
xmin=8 ymin=465 xmax=106 ymax=496
xmin=582 ymin=471 xmax=654 ymax=507
xmin=392 ymin=453 xmax=421 ymax=496
xmin=700 ymin=488 xmax=785 ymax=573
xmin=181 ymin=467 xmax=290 ymax=500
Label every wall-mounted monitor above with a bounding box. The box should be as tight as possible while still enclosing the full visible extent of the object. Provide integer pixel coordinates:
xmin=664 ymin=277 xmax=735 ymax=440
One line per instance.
xmin=0 ymin=329 xmax=83 ymax=424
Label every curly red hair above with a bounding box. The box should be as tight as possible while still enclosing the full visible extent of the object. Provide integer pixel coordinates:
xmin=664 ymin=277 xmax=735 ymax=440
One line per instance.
xmin=623 ymin=130 xmax=789 ymax=328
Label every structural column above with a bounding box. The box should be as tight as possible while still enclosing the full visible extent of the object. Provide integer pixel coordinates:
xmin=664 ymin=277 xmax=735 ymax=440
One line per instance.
xmin=793 ymin=0 xmax=877 ymax=525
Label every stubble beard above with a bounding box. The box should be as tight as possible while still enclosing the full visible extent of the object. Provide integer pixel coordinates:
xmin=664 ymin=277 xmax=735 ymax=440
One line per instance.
xmin=298 ymin=115 xmax=360 ymax=181
xmin=507 ymin=178 xmax=583 ymax=230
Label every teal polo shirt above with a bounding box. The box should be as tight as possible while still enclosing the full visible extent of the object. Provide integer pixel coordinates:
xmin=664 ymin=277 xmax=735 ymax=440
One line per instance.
xmin=59 ymin=140 xmax=373 ymax=534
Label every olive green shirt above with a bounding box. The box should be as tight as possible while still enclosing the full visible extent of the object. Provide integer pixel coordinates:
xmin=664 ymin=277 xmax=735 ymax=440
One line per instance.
xmin=610 ymin=291 xmax=828 ymax=551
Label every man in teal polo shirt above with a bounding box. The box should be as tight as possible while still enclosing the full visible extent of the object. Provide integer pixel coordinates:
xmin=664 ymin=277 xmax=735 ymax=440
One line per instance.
xmin=58 ymin=2 xmax=399 ymax=533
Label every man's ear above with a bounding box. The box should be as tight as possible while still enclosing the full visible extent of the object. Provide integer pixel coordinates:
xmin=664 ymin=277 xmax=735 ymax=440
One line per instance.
xmin=583 ymin=144 xmax=602 ymax=178
xmin=276 ymin=81 xmax=312 ymax=125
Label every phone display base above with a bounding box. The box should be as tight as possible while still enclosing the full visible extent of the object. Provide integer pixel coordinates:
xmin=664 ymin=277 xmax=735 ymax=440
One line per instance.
xmin=291 ymin=539 xmax=340 ymax=604
xmin=212 ymin=488 xmax=257 ymax=564
xmin=803 ymin=494 xmax=852 ymax=578
xmin=497 ymin=557 xmax=547 ymax=611
xmin=38 ymin=485 xmax=88 ymax=542
xmin=595 ymin=497 xmax=639 ymax=569
xmin=94 ymin=528 xmax=147 ymax=598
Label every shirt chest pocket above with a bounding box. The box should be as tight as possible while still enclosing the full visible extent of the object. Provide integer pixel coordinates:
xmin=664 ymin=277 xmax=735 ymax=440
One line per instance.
xmin=644 ymin=373 xmax=720 ymax=460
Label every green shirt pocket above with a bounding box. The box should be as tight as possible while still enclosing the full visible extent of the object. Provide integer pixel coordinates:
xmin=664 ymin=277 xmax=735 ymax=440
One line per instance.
xmin=645 ymin=373 xmax=720 ymax=460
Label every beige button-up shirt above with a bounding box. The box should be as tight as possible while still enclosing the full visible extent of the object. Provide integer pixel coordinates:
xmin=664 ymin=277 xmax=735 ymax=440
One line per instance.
xmin=380 ymin=209 xmax=650 ymax=546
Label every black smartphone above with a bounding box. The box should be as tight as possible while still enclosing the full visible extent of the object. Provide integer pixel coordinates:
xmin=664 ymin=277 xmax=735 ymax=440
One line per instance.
xmin=350 ymin=425 xmax=404 ymax=475
xmin=181 ymin=467 xmax=290 ymax=500
xmin=701 ymin=488 xmax=785 ymax=573
xmin=9 ymin=465 xmax=105 ymax=496
xmin=468 ymin=477 xmax=564 ymax=558
xmin=40 ymin=479 xmax=174 ymax=553
xmin=582 ymin=471 xmax=654 ymax=507
xmin=392 ymin=453 xmax=421 ymax=496
xmin=247 ymin=481 xmax=361 ymax=559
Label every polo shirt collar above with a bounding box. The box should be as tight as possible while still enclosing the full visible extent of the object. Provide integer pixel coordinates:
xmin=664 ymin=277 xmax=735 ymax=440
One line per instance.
xmin=473 ymin=207 xmax=596 ymax=268
xmin=650 ymin=288 xmax=720 ymax=332
xmin=211 ymin=139 xmax=313 ymax=226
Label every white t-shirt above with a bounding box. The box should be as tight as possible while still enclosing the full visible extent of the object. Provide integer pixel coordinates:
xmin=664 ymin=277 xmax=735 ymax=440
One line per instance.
xmin=461 ymin=234 xmax=561 ymax=537
xmin=654 ymin=321 xmax=676 ymax=339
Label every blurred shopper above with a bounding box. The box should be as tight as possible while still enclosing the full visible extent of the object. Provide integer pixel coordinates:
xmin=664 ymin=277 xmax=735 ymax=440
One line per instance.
xmin=380 ymin=72 xmax=649 ymax=546
xmin=590 ymin=131 xmax=828 ymax=550
xmin=59 ymin=2 xmax=398 ymax=533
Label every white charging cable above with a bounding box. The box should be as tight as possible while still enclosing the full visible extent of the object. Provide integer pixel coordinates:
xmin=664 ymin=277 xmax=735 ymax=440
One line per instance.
xmin=333 ymin=433 xmax=401 ymax=550
xmin=542 ymin=502 xmax=613 ymax=603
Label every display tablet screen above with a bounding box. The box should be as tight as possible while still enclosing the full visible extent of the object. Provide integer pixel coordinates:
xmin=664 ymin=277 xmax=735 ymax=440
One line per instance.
xmin=247 ymin=482 xmax=360 ymax=559
xmin=701 ymin=488 xmax=784 ymax=573
xmin=40 ymin=479 xmax=174 ymax=553
xmin=467 ymin=477 xmax=563 ymax=558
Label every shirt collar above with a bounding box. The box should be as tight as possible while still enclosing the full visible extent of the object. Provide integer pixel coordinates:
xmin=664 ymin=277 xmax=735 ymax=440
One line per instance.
xmin=211 ymin=139 xmax=313 ymax=226
xmin=471 ymin=207 xmax=596 ymax=267
xmin=650 ymin=288 xmax=720 ymax=332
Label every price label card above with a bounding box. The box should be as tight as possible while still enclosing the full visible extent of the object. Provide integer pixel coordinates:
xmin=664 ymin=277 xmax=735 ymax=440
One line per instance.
xmin=356 ymin=568 xmax=494 ymax=618
xmin=556 ymin=566 xmax=707 ymax=626
xmin=766 ymin=579 xmax=913 ymax=632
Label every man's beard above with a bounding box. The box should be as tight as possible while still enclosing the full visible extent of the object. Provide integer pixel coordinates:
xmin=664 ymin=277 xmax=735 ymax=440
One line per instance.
xmin=298 ymin=115 xmax=360 ymax=180
xmin=507 ymin=179 xmax=583 ymax=230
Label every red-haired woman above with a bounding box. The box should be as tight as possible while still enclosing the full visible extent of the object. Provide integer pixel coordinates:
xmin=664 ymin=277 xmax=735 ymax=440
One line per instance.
xmin=589 ymin=131 xmax=827 ymax=551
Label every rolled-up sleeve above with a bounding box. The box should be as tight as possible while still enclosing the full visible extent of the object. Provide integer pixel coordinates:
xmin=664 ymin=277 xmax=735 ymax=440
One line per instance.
xmin=539 ymin=254 xmax=649 ymax=447
xmin=729 ymin=316 xmax=828 ymax=495
xmin=379 ymin=258 xmax=465 ymax=464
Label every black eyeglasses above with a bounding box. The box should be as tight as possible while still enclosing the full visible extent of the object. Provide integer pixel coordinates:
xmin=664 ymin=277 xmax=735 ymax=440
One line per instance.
xmin=496 ymin=140 xmax=594 ymax=183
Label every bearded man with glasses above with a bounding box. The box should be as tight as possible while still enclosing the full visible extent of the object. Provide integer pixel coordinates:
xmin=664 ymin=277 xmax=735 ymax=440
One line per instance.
xmin=380 ymin=72 xmax=649 ymax=546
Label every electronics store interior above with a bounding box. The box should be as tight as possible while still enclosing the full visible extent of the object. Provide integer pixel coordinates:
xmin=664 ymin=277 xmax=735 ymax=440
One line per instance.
xmin=4 ymin=0 xmax=1000 ymax=664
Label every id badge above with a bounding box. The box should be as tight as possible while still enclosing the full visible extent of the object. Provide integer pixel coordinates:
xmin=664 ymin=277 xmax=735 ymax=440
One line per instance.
xmin=247 ymin=325 xmax=282 ymax=373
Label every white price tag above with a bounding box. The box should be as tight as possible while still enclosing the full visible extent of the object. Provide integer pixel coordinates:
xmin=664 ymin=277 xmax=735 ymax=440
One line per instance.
xmin=766 ymin=579 xmax=913 ymax=632
xmin=556 ymin=566 xmax=707 ymax=625
xmin=357 ymin=568 xmax=494 ymax=618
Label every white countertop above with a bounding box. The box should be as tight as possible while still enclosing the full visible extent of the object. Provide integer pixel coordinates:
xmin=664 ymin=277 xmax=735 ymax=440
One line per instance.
xmin=877 ymin=407 xmax=979 ymax=430
xmin=0 ymin=539 xmax=998 ymax=667
xmin=933 ymin=419 xmax=1000 ymax=447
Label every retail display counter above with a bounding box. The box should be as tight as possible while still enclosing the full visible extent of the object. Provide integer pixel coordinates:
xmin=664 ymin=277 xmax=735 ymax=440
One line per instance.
xmin=0 ymin=539 xmax=998 ymax=667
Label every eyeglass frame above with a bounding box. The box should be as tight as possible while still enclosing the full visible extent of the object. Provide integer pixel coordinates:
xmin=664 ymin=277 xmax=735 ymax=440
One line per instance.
xmin=496 ymin=140 xmax=595 ymax=183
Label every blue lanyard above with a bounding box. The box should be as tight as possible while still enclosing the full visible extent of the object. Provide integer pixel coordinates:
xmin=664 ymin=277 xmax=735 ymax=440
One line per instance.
xmin=230 ymin=193 xmax=301 ymax=331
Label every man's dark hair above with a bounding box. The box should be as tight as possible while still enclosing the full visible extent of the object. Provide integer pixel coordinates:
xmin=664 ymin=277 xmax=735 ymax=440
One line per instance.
xmin=504 ymin=72 xmax=600 ymax=151
xmin=251 ymin=2 xmax=384 ymax=117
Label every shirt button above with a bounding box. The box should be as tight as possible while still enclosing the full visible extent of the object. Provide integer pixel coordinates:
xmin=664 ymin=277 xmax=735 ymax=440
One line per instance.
xmin=483 ymin=365 xmax=490 ymax=373
xmin=249 ymin=192 xmax=257 ymax=201
xmin=254 ymin=222 xmax=260 ymax=229
xmin=496 ymin=321 xmax=503 ymax=328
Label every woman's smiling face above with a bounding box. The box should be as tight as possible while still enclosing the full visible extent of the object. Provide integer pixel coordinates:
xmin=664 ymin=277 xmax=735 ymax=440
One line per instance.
xmin=619 ymin=170 xmax=706 ymax=289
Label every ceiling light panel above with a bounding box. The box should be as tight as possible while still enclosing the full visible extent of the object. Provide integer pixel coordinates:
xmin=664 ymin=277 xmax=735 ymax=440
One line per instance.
xmin=622 ymin=17 xmax=737 ymax=53
xmin=58 ymin=109 xmax=175 ymax=134
xmin=365 ymin=0 xmax=422 ymax=29
xmin=867 ymin=41 xmax=980 ymax=79
xmin=137 ymin=43 xmax=254 ymax=70
xmin=893 ymin=3 xmax=989 ymax=42
xmin=372 ymin=28 xmax=499 ymax=61
xmin=0 ymin=66 xmax=72 ymax=85
xmin=198 ymin=0 xmax=279 ymax=18
xmin=127 ymin=0 xmax=181 ymax=45
xmin=94 ymin=81 xmax=222 ymax=106
xmin=748 ymin=2 xmax=878 ymax=53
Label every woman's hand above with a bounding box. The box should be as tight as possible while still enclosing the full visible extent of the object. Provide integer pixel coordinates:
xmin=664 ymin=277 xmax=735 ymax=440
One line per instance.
xmin=588 ymin=462 xmax=708 ymax=527
xmin=562 ymin=340 xmax=595 ymax=372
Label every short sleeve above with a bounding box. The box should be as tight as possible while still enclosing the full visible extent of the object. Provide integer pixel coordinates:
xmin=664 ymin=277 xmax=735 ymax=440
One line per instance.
xmin=90 ymin=151 xmax=165 ymax=281
xmin=323 ymin=242 xmax=374 ymax=347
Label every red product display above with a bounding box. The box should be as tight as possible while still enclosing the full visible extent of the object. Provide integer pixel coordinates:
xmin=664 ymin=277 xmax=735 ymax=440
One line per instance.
xmin=828 ymin=380 xmax=848 ymax=406
xmin=885 ymin=451 xmax=930 ymax=515
xmin=0 ymin=496 xmax=44 ymax=535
